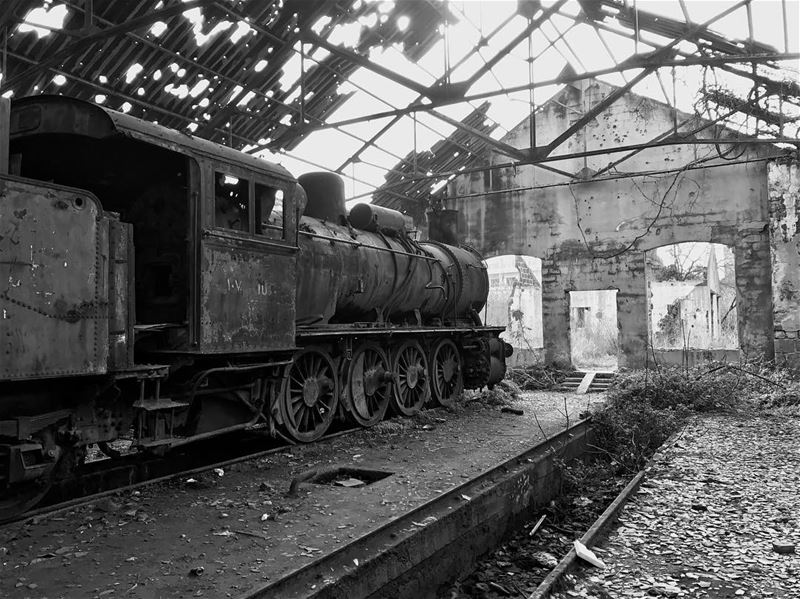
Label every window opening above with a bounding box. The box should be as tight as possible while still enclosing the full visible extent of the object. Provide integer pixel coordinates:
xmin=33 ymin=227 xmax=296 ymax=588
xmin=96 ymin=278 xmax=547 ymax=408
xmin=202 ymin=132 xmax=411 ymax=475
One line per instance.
xmin=215 ymin=172 xmax=249 ymax=231
xmin=255 ymin=183 xmax=285 ymax=239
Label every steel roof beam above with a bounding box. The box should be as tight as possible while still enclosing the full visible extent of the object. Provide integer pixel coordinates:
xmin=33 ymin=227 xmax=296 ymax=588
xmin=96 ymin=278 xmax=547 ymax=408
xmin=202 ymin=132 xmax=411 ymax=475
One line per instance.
xmin=428 ymin=109 xmax=530 ymax=162
xmin=331 ymin=8 xmax=523 ymax=174
xmin=365 ymin=135 xmax=795 ymax=202
xmin=301 ymin=31 xmax=435 ymax=98
xmin=308 ymin=51 xmax=799 ymax=133
xmin=521 ymin=0 xmax=757 ymax=160
xmin=461 ymin=0 xmax=569 ymax=87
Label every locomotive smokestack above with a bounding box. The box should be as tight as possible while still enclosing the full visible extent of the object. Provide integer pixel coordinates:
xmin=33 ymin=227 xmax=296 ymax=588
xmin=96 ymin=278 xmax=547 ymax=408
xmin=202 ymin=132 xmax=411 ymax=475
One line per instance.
xmin=298 ymin=172 xmax=347 ymax=225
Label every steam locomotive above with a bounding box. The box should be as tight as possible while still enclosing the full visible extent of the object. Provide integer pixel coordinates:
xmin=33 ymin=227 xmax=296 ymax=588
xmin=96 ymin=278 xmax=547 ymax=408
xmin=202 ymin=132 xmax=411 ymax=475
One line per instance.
xmin=0 ymin=95 xmax=510 ymax=519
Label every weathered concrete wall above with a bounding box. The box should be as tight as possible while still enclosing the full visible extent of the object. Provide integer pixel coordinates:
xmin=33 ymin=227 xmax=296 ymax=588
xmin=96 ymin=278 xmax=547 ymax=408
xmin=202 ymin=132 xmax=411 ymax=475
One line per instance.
xmin=443 ymin=79 xmax=788 ymax=368
xmin=769 ymin=160 xmax=800 ymax=363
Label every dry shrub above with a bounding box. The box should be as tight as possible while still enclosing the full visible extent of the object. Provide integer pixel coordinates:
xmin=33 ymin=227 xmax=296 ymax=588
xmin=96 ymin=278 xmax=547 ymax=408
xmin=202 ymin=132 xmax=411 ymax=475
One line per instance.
xmin=507 ymin=365 xmax=566 ymax=390
xmin=590 ymin=362 xmax=794 ymax=473
xmin=757 ymin=380 xmax=800 ymax=409
xmin=481 ymin=380 xmax=520 ymax=406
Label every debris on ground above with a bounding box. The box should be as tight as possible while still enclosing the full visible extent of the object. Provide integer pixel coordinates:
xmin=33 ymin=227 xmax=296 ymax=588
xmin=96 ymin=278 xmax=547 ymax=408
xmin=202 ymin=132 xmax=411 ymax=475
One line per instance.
xmin=557 ymin=415 xmax=800 ymax=598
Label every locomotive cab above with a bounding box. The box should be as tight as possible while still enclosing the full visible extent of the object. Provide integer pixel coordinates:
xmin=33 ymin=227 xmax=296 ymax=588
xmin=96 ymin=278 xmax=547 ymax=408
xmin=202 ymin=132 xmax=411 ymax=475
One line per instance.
xmin=6 ymin=96 xmax=298 ymax=361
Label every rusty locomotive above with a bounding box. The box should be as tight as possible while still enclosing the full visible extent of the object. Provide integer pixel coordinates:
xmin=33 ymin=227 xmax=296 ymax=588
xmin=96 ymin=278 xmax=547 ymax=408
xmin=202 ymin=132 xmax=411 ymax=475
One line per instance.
xmin=0 ymin=95 xmax=510 ymax=518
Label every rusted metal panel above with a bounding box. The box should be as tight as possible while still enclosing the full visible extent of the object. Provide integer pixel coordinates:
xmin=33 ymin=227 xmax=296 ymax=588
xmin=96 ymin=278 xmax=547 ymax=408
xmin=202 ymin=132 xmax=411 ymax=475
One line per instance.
xmin=0 ymin=175 xmax=109 ymax=379
xmin=198 ymin=236 xmax=296 ymax=353
xmin=107 ymin=219 xmax=133 ymax=370
xmin=10 ymin=96 xmax=294 ymax=184
xmin=294 ymin=218 xmax=488 ymax=326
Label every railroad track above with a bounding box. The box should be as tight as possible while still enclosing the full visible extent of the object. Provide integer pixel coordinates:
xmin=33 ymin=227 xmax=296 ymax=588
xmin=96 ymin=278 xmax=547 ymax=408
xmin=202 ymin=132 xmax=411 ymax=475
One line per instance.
xmin=240 ymin=420 xmax=593 ymax=599
xmin=0 ymin=426 xmax=358 ymax=528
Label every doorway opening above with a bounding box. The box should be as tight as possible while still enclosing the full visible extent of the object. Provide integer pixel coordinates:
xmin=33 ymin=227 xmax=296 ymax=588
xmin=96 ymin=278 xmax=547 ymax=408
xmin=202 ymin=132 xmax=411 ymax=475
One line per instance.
xmin=483 ymin=255 xmax=544 ymax=366
xmin=646 ymin=242 xmax=738 ymax=357
xmin=569 ymin=290 xmax=619 ymax=371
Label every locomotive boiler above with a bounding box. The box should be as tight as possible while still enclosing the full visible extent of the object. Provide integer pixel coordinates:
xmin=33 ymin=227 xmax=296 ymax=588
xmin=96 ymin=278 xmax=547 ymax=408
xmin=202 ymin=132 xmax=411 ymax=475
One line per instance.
xmin=0 ymin=95 xmax=510 ymax=518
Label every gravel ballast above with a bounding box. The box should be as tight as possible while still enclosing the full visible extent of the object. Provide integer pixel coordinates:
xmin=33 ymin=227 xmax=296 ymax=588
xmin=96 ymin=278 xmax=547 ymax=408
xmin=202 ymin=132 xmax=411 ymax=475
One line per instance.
xmin=559 ymin=414 xmax=800 ymax=599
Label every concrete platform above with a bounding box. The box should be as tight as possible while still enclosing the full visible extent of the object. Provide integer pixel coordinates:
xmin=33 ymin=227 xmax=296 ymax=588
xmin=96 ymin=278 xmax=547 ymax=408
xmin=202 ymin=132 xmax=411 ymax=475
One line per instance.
xmin=0 ymin=391 xmax=603 ymax=599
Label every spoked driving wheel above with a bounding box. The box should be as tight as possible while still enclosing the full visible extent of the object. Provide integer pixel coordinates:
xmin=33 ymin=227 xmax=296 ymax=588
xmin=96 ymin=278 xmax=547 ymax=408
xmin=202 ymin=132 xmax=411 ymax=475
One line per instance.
xmin=344 ymin=343 xmax=392 ymax=427
xmin=391 ymin=341 xmax=430 ymax=415
xmin=430 ymin=338 xmax=463 ymax=408
xmin=279 ymin=348 xmax=339 ymax=443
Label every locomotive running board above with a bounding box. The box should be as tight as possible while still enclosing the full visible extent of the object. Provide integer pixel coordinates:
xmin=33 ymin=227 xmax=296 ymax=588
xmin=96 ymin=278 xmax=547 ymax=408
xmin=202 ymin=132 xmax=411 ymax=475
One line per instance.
xmin=296 ymin=325 xmax=506 ymax=338
xmin=239 ymin=420 xmax=592 ymax=599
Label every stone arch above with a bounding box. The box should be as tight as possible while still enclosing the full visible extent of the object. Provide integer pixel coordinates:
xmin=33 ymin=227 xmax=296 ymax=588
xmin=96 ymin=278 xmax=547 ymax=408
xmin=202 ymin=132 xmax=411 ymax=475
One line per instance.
xmin=645 ymin=241 xmax=739 ymax=366
xmin=483 ymin=254 xmax=545 ymax=366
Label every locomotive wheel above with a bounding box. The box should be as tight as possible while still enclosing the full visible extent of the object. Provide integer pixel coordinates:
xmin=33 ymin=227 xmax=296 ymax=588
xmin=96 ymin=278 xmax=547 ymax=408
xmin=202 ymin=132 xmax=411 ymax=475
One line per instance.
xmin=0 ymin=477 xmax=53 ymax=524
xmin=344 ymin=343 xmax=392 ymax=427
xmin=390 ymin=341 xmax=430 ymax=415
xmin=279 ymin=348 xmax=339 ymax=443
xmin=0 ymin=443 xmax=78 ymax=523
xmin=430 ymin=338 xmax=464 ymax=408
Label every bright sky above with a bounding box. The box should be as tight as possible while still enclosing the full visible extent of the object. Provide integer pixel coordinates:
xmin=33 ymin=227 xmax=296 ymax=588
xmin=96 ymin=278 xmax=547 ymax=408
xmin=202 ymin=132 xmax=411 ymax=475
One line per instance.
xmin=267 ymin=0 xmax=799 ymax=204
xmin=10 ymin=0 xmax=800 ymax=205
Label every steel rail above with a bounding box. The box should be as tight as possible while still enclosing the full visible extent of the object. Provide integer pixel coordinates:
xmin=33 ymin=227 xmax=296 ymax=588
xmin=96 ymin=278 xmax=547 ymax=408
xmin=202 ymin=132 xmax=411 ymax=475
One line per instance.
xmin=0 ymin=426 xmax=359 ymax=529
xmin=529 ymin=427 xmax=688 ymax=599
xmin=239 ymin=419 xmax=592 ymax=599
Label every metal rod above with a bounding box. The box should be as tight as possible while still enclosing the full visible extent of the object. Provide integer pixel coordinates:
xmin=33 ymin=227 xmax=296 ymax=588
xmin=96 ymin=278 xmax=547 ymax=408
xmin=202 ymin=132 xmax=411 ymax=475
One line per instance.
xmin=2 ymin=26 xmax=6 ymax=81
xmin=438 ymin=155 xmax=785 ymax=202
xmin=299 ymin=41 xmax=305 ymax=127
xmin=300 ymin=231 xmax=438 ymax=261
xmin=84 ymin=0 xmax=93 ymax=30
xmin=347 ymin=139 xmax=792 ymax=203
xmin=746 ymin=2 xmax=753 ymax=41
xmin=782 ymin=0 xmax=790 ymax=53
xmin=528 ymin=17 xmax=536 ymax=151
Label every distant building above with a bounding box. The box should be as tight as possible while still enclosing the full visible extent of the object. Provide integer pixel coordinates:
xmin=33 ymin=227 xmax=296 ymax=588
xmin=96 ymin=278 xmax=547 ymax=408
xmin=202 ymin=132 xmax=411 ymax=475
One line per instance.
xmin=484 ymin=256 xmax=543 ymax=364
xmin=649 ymin=249 xmax=736 ymax=349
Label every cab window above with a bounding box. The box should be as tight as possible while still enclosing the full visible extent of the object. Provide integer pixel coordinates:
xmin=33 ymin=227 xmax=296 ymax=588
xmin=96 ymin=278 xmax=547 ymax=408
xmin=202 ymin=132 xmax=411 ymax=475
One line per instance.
xmin=255 ymin=183 xmax=285 ymax=239
xmin=214 ymin=172 xmax=249 ymax=231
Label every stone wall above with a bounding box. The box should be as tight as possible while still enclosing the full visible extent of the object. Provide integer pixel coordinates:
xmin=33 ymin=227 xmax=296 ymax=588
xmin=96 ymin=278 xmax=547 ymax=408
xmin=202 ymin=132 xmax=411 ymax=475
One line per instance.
xmin=440 ymin=79 xmax=794 ymax=369
xmin=769 ymin=160 xmax=800 ymax=364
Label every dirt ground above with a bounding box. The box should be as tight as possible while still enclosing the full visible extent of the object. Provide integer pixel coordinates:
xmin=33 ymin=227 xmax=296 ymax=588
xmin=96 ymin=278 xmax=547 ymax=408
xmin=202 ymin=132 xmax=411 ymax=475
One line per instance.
xmin=0 ymin=390 xmax=603 ymax=599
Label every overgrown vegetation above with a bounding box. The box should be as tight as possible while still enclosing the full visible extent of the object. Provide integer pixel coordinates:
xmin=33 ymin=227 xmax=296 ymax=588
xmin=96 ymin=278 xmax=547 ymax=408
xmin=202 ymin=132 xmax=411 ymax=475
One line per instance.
xmin=571 ymin=321 xmax=619 ymax=371
xmin=589 ymin=362 xmax=798 ymax=473
xmin=506 ymin=364 xmax=568 ymax=390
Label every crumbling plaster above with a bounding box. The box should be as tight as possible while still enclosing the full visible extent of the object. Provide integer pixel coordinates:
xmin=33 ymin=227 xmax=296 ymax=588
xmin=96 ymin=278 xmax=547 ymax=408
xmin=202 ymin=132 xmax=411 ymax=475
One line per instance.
xmin=443 ymin=79 xmax=793 ymax=368
xmin=769 ymin=160 xmax=800 ymax=362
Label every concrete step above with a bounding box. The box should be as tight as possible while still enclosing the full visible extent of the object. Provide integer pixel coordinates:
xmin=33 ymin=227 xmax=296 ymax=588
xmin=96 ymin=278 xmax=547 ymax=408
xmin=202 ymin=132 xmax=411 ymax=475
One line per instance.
xmin=557 ymin=371 xmax=617 ymax=393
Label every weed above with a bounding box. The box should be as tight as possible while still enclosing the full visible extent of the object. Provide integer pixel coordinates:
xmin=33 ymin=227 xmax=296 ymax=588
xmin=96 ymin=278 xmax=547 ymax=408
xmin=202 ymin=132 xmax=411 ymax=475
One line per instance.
xmin=588 ymin=362 xmax=795 ymax=473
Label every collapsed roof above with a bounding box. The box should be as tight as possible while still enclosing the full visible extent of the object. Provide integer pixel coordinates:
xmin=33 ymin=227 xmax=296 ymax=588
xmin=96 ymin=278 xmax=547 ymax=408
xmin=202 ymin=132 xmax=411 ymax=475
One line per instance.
xmin=0 ymin=0 xmax=797 ymax=215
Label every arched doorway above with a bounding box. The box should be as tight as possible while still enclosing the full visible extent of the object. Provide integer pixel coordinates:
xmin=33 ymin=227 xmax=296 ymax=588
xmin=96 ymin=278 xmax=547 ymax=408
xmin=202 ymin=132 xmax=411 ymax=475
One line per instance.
xmin=483 ymin=255 xmax=544 ymax=366
xmin=645 ymin=242 xmax=739 ymax=365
